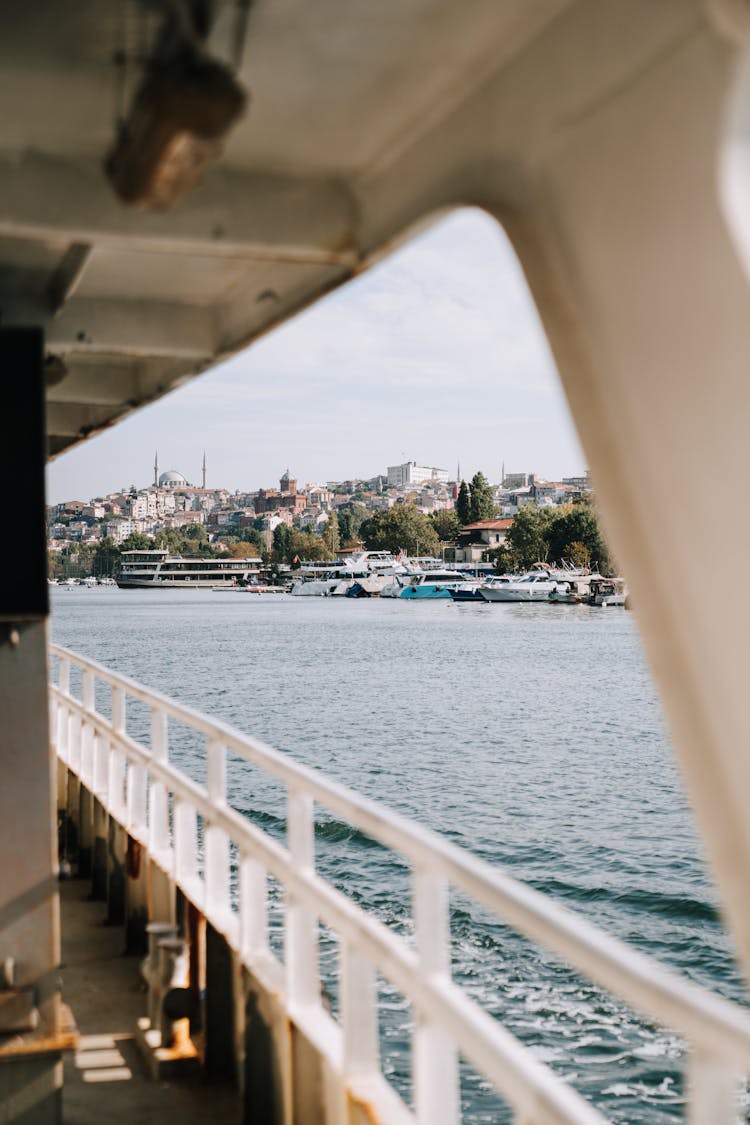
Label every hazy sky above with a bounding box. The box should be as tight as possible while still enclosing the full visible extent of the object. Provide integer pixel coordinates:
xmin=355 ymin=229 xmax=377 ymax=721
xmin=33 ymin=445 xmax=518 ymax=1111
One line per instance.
xmin=47 ymin=208 xmax=585 ymax=504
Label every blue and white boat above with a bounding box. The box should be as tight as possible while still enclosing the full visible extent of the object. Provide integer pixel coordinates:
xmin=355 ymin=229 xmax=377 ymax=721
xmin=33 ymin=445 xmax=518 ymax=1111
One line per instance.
xmin=380 ymin=570 xmax=471 ymax=599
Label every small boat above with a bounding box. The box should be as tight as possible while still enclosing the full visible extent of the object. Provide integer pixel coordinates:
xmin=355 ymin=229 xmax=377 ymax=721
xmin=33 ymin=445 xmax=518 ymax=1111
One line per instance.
xmin=448 ymin=584 xmax=486 ymax=602
xmin=587 ymin=577 xmax=628 ymax=606
xmin=448 ymin=576 xmax=505 ymax=602
xmin=548 ymin=574 xmax=602 ymax=604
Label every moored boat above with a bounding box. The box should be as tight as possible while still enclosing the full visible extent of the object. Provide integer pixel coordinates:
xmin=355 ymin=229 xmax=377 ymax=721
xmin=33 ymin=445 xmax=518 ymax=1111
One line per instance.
xmin=587 ymin=577 xmax=628 ymax=606
xmin=479 ymin=570 xmax=566 ymax=602
xmin=115 ymin=549 xmax=262 ymax=588
xmin=381 ymin=570 xmax=471 ymax=599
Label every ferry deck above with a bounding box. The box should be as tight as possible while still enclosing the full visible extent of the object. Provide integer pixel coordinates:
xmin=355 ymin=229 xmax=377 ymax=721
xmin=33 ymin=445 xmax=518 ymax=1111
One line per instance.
xmin=4 ymin=2 xmax=750 ymax=1122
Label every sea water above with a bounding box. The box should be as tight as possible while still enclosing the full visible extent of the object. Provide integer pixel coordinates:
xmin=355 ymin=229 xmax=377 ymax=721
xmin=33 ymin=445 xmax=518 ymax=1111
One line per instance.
xmin=50 ymin=588 xmax=749 ymax=1122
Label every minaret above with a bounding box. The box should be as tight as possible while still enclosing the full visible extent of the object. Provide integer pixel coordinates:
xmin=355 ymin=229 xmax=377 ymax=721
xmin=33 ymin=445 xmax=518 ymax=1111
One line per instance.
xmin=501 ymin=460 xmax=505 ymax=487
xmin=202 ymin=451 xmax=206 ymax=490
xmin=154 ymin=450 xmax=159 ymax=487
xmin=456 ymin=461 xmax=461 ymax=482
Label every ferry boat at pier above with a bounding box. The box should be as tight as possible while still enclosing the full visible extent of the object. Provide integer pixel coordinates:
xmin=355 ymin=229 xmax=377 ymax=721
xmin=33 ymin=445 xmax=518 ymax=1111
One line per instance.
xmin=115 ymin=550 xmax=262 ymax=589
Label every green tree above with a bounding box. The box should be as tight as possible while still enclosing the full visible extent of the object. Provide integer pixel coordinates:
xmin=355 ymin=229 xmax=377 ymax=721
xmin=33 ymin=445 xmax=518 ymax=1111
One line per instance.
xmin=47 ymin=552 xmax=64 ymax=580
xmin=120 ymin=532 xmax=153 ymax=551
xmin=321 ymin=511 xmax=340 ymax=556
xmin=183 ymin=523 xmax=208 ymax=541
xmin=65 ymin=541 xmax=97 ymax=577
xmin=431 ymin=509 xmax=460 ymax=542
xmin=544 ymin=505 xmax=613 ymax=574
xmin=272 ymin=523 xmax=292 ymax=562
xmin=92 ymin=538 xmax=120 ymax=577
xmin=360 ymin=504 xmax=440 ymax=557
xmin=490 ymin=544 xmax=522 ymax=574
xmin=503 ymin=504 xmax=553 ymax=569
xmin=469 ymin=471 xmax=495 ymax=522
xmin=566 ymin=541 xmax=592 ymax=569
xmin=238 ymin=527 xmax=265 ymax=553
xmin=289 ymin=530 xmax=327 ymax=561
xmin=456 ymin=481 xmax=471 ymax=525
xmin=154 ymin=528 xmax=184 ymax=553
xmin=338 ymin=503 xmax=366 ymax=545
xmin=226 ymin=541 xmax=262 ymax=558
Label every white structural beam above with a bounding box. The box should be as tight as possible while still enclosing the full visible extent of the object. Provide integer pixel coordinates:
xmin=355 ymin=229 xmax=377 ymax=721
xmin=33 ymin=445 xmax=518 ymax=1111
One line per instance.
xmin=0 ymin=152 xmax=358 ymax=264
xmin=476 ymin=6 xmax=750 ymax=979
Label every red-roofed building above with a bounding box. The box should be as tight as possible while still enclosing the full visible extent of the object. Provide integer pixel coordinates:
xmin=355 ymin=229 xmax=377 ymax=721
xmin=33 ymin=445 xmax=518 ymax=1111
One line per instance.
xmin=451 ymin=518 xmax=514 ymax=563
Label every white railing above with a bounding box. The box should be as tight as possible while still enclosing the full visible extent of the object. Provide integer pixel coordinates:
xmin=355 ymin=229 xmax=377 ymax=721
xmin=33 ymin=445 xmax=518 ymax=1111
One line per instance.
xmin=49 ymin=642 xmax=750 ymax=1124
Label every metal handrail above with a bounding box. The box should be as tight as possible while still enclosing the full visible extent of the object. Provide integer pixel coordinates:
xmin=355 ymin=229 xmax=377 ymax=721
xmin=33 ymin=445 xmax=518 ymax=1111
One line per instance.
xmin=49 ymin=642 xmax=750 ymax=1123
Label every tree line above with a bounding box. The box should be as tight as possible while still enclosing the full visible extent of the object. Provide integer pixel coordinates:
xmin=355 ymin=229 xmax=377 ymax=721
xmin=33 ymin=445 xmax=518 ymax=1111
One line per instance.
xmin=491 ymin=501 xmax=613 ymax=574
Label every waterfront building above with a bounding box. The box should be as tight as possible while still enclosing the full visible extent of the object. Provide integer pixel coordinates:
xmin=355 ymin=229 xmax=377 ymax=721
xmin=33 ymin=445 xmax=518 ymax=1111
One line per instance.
xmin=451 ymin=517 xmax=514 ymax=563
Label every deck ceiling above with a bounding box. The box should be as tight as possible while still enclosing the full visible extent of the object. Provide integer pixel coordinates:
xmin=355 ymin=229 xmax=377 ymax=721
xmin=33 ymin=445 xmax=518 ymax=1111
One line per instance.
xmin=0 ymin=0 xmax=705 ymax=457
xmin=0 ymin=0 xmax=573 ymax=457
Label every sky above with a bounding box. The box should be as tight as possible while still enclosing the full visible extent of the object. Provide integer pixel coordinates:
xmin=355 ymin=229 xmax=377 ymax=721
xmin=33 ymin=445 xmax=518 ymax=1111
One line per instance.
xmin=47 ymin=208 xmax=585 ymax=504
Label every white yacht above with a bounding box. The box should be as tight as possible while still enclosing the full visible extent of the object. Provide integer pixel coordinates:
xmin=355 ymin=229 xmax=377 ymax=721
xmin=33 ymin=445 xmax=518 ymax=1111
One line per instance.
xmin=115 ymin=550 xmax=262 ymax=589
xmin=479 ymin=570 xmax=566 ymax=602
xmin=290 ymin=551 xmax=405 ymax=596
xmin=290 ymin=562 xmax=360 ymax=596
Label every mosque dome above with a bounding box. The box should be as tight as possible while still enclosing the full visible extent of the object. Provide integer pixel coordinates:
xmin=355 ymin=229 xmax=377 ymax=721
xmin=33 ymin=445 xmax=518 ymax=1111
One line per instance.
xmin=159 ymin=469 xmax=188 ymax=487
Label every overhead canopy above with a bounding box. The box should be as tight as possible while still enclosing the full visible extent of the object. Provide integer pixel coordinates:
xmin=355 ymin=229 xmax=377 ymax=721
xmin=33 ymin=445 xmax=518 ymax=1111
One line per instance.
xmin=0 ymin=0 xmax=569 ymax=457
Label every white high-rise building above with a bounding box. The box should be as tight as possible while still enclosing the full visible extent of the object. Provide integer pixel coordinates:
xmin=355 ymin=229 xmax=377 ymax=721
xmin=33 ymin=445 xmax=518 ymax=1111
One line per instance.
xmin=386 ymin=461 xmax=449 ymax=488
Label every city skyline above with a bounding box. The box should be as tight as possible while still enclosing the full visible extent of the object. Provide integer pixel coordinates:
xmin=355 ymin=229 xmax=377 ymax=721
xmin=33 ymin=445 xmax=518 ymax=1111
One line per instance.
xmin=47 ymin=209 xmax=586 ymax=505
xmin=51 ymin=454 xmax=585 ymax=505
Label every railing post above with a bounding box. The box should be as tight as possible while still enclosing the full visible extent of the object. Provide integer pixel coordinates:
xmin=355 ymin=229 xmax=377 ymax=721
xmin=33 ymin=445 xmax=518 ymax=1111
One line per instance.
xmin=123 ymin=697 xmax=146 ymax=836
xmin=413 ymin=868 xmax=459 ymax=1125
xmin=239 ymin=854 xmax=268 ymax=960
xmin=174 ymin=801 xmax=199 ymax=894
xmin=341 ymin=943 xmax=379 ymax=1077
xmin=286 ymin=789 xmax=319 ymax=1009
xmin=108 ymin=686 xmax=126 ymax=818
xmin=57 ymin=659 xmax=70 ymax=763
xmin=149 ymin=708 xmax=170 ymax=856
xmin=68 ymin=709 xmax=81 ymax=774
xmin=58 ymin=656 xmax=70 ymax=697
xmin=688 ymin=1051 xmax=739 ymax=1124
xmin=205 ymin=739 xmax=231 ymax=921
xmin=80 ymin=669 xmax=95 ymax=786
xmin=93 ymin=731 xmax=108 ymax=800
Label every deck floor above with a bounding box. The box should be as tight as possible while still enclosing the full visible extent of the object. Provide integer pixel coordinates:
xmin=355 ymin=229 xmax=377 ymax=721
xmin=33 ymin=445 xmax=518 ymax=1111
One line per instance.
xmin=60 ymin=879 xmax=242 ymax=1124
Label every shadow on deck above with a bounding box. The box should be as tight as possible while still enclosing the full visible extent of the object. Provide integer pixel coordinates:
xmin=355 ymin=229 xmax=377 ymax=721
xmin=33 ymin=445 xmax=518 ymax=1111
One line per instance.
xmin=60 ymin=879 xmax=241 ymax=1124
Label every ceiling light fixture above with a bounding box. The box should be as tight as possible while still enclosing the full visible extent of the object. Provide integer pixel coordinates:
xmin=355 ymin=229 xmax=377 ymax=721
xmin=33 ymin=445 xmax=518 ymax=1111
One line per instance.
xmin=105 ymin=46 xmax=247 ymax=210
